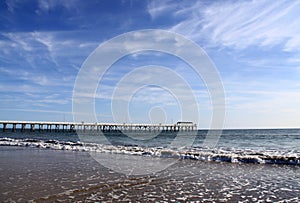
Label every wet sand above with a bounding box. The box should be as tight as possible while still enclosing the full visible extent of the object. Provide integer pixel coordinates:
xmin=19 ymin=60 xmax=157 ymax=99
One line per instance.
xmin=0 ymin=146 xmax=299 ymax=202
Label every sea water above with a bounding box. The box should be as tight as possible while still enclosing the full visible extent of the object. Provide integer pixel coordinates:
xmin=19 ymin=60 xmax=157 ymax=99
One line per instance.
xmin=1 ymin=129 xmax=300 ymax=165
xmin=1 ymin=129 xmax=300 ymax=202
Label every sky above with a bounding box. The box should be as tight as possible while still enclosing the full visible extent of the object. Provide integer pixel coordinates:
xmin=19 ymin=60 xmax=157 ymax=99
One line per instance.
xmin=0 ymin=0 xmax=300 ymax=129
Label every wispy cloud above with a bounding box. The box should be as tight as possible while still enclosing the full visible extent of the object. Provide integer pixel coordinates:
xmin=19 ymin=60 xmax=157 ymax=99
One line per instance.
xmin=36 ymin=0 xmax=78 ymax=14
xmin=166 ymin=1 xmax=300 ymax=52
xmin=0 ymin=107 xmax=111 ymax=118
xmin=5 ymin=0 xmax=18 ymax=13
xmin=0 ymin=66 xmax=73 ymax=87
xmin=147 ymin=0 xmax=176 ymax=19
xmin=0 ymin=31 xmax=96 ymax=69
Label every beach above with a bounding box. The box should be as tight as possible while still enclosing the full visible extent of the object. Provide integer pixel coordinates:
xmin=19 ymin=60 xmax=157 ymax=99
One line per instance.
xmin=1 ymin=145 xmax=299 ymax=202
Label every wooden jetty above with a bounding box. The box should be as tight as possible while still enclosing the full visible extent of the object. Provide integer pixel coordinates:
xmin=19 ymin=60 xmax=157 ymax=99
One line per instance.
xmin=0 ymin=121 xmax=197 ymax=133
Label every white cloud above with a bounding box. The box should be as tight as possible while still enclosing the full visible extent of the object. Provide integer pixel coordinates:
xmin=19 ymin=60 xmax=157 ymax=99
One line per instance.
xmin=0 ymin=30 xmax=97 ymax=91
xmin=5 ymin=0 xmax=19 ymax=13
xmin=36 ymin=0 xmax=78 ymax=14
xmin=1 ymin=32 xmax=54 ymax=69
xmin=168 ymin=1 xmax=300 ymax=52
xmin=4 ymin=33 xmax=33 ymax=51
xmin=0 ymin=31 xmax=97 ymax=67
xmin=284 ymin=36 xmax=300 ymax=52
xmin=147 ymin=0 xmax=176 ymax=19
xmin=0 ymin=66 xmax=73 ymax=87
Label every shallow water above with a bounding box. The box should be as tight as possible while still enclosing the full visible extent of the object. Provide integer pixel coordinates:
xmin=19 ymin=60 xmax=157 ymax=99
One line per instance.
xmin=0 ymin=146 xmax=300 ymax=202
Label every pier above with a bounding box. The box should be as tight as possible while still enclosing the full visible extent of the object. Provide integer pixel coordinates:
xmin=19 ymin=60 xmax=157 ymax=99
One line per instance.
xmin=0 ymin=121 xmax=197 ymax=133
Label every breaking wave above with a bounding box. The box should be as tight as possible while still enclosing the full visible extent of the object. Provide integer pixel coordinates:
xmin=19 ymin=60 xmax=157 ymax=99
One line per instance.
xmin=0 ymin=137 xmax=299 ymax=165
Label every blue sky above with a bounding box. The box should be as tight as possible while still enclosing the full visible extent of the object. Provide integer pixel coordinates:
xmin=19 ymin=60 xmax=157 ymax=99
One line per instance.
xmin=1 ymin=0 xmax=300 ymax=129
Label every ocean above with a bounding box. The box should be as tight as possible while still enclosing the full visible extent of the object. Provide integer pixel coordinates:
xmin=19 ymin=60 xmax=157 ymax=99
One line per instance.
xmin=0 ymin=129 xmax=300 ymax=202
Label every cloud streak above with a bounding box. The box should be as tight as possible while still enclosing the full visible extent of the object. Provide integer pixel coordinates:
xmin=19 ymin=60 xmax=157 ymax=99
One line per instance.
xmin=165 ymin=1 xmax=300 ymax=52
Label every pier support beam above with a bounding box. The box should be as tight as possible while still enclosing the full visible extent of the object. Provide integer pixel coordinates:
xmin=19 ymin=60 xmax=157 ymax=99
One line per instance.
xmin=55 ymin=124 xmax=59 ymax=132
xmin=21 ymin=124 xmax=26 ymax=132
xmin=39 ymin=124 xmax=43 ymax=132
xmin=12 ymin=124 xmax=16 ymax=132
xmin=3 ymin=123 xmax=7 ymax=132
xmin=47 ymin=124 xmax=52 ymax=132
xmin=30 ymin=124 xmax=35 ymax=132
xmin=70 ymin=124 xmax=75 ymax=132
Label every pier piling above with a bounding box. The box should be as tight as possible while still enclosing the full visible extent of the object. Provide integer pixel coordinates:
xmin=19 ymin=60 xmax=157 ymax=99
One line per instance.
xmin=30 ymin=124 xmax=35 ymax=132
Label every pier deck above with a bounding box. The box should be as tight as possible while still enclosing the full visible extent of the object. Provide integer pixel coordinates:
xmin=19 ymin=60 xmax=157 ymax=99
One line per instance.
xmin=0 ymin=121 xmax=197 ymax=132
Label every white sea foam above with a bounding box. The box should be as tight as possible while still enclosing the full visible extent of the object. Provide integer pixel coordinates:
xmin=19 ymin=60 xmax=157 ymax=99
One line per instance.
xmin=0 ymin=137 xmax=299 ymax=165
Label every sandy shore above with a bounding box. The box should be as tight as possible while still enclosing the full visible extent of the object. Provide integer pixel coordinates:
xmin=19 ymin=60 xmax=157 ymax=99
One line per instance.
xmin=1 ymin=146 xmax=299 ymax=202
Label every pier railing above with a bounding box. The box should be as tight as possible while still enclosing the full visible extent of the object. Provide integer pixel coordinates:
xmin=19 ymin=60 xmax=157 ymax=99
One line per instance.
xmin=0 ymin=121 xmax=197 ymax=132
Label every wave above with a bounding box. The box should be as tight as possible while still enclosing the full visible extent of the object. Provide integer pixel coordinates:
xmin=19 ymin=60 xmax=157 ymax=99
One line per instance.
xmin=0 ymin=137 xmax=299 ymax=165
